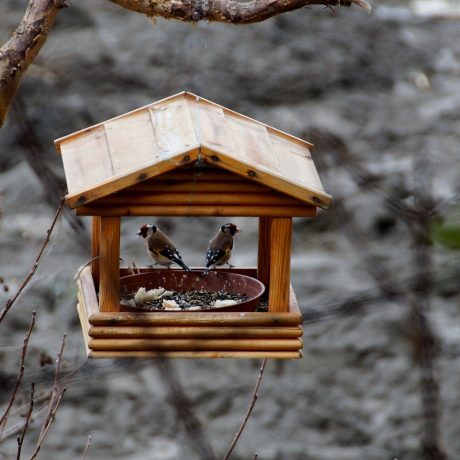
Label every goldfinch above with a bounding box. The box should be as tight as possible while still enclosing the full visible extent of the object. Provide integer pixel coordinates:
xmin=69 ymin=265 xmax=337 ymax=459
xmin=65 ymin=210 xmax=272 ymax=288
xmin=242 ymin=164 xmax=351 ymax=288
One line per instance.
xmin=137 ymin=224 xmax=190 ymax=271
xmin=205 ymin=223 xmax=241 ymax=273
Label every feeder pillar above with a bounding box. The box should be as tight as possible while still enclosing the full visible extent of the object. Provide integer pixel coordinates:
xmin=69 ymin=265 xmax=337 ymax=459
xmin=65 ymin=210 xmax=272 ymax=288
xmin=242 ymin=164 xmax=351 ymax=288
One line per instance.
xmin=268 ymin=217 xmax=292 ymax=312
xmin=91 ymin=216 xmax=101 ymax=285
xmin=99 ymin=217 xmax=120 ymax=312
xmin=258 ymin=217 xmax=272 ymax=299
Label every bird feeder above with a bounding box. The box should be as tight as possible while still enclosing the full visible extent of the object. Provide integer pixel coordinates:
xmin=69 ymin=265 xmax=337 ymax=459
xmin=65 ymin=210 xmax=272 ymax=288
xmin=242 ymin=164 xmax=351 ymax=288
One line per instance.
xmin=55 ymin=92 xmax=332 ymax=359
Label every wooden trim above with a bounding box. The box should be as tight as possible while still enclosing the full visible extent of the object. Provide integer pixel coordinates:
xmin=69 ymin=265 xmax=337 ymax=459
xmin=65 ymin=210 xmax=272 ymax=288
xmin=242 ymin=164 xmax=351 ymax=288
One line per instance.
xmin=91 ymin=216 xmax=101 ymax=285
xmin=258 ymin=217 xmax=271 ymax=300
xmin=88 ymin=338 xmax=303 ymax=351
xmin=138 ymin=169 xmax=247 ymax=183
xmin=99 ymin=217 xmax=120 ymax=312
xmin=200 ymin=145 xmax=331 ymax=209
xmin=76 ymin=204 xmax=316 ymax=217
xmin=128 ymin=181 xmax=269 ymax=193
xmin=76 ymin=302 xmax=91 ymax=357
xmin=65 ymin=147 xmax=200 ymax=208
xmin=88 ymin=350 xmax=302 ymax=359
xmin=89 ymin=326 xmax=303 ymax=339
xmin=77 ymin=266 xmax=99 ymax=317
xmin=269 ymin=217 xmax=292 ymax=312
xmin=88 ymin=311 xmax=302 ymax=327
xmin=95 ymin=192 xmax=302 ymax=206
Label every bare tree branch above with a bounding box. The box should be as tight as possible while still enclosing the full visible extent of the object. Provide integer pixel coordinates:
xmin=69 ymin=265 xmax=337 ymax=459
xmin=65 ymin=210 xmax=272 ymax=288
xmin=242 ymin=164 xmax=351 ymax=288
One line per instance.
xmin=11 ymin=95 xmax=89 ymax=247
xmin=29 ymin=334 xmax=67 ymax=460
xmin=0 ymin=0 xmax=370 ymax=127
xmin=109 ymin=0 xmax=370 ymax=24
xmin=0 ymin=0 xmax=68 ymax=127
xmin=15 ymin=383 xmax=34 ymax=460
xmin=81 ymin=435 xmax=92 ymax=460
xmin=155 ymin=358 xmax=216 ymax=460
xmin=222 ymin=359 xmax=267 ymax=460
xmin=0 ymin=311 xmax=36 ymax=435
xmin=0 ymin=199 xmax=64 ymax=323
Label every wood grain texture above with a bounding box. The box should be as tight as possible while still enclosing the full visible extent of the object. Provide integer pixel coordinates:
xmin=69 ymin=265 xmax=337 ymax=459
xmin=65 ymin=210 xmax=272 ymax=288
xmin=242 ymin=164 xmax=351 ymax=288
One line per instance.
xmin=77 ymin=266 xmax=99 ymax=317
xmin=88 ymin=326 xmax=303 ymax=339
xmin=96 ymin=192 xmax=303 ymax=206
xmin=127 ymin=181 xmax=270 ymax=193
xmin=98 ymin=217 xmax=120 ymax=312
xmin=88 ymin=338 xmax=303 ymax=351
xmin=258 ymin=217 xmax=272 ymax=299
xmin=76 ymin=204 xmax=316 ymax=217
xmin=200 ymin=146 xmax=330 ymax=209
xmin=56 ymin=92 xmax=332 ymax=209
xmin=87 ymin=350 xmax=302 ymax=359
xmin=91 ymin=216 xmax=101 ymax=285
xmin=88 ymin=310 xmax=302 ymax=327
xmin=269 ymin=217 xmax=292 ymax=312
xmin=76 ymin=302 xmax=91 ymax=357
xmin=65 ymin=147 xmax=200 ymax=209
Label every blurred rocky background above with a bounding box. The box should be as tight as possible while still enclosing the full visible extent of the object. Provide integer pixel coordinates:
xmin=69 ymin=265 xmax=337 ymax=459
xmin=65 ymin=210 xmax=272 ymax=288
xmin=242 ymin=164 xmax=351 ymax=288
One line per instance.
xmin=1 ymin=0 xmax=460 ymax=459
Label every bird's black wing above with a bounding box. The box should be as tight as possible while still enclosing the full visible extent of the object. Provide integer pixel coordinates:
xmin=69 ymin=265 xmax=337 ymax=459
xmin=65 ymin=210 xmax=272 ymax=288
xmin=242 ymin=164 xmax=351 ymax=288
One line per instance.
xmin=159 ymin=247 xmax=190 ymax=271
xmin=206 ymin=248 xmax=226 ymax=267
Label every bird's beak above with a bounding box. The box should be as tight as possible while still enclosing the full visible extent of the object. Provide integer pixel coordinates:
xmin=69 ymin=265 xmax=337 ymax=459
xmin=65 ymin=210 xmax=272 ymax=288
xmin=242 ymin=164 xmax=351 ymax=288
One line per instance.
xmin=236 ymin=227 xmax=242 ymax=232
xmin=136 ymin=230 xmax=142 ymax=236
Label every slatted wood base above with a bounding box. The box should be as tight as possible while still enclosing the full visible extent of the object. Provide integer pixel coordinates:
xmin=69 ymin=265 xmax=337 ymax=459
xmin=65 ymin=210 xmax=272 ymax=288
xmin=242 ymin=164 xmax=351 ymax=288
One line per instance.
xmin=76 ymin=266 xmax=303 ymax=359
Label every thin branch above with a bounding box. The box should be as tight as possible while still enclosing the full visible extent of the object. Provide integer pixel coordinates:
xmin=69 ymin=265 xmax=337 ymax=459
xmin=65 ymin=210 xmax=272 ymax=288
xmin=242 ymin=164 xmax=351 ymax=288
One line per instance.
xmin=0 ymin=199 xmax=64 ymax=323
xmin=81 ymin=435 xmax=92 ymax=460
xmin=29 ymin=388 xmax=66 ymax=460
xmin=16 ymin=383 xmax=34 ymax=460
xmin=0 ymin=0 xmax=369 ymax=128
xmin=222 ymin=359 xmax=267 ymax=460
xmin=11 ymin=95 xmax=89 ymax=246
xmin=74 ymin=257 xmax=99 ymax=282
xmin=110 ymin=0 xmax=370 ymax=23
xmin=0 ymin=0 xmax=68 ymax=127
xmin=0 ymin=311 xmax=36 ymax=435
xmin=155 ymin=358 xmax=216 ymax=460
xmin=29 ymin=334 xmax=67 ymax=460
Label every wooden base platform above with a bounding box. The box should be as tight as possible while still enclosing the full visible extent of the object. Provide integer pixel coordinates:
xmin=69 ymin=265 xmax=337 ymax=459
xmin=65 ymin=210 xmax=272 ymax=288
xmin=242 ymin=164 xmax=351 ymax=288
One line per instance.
xmin=76 ymin=266 xmax=303 ymax=359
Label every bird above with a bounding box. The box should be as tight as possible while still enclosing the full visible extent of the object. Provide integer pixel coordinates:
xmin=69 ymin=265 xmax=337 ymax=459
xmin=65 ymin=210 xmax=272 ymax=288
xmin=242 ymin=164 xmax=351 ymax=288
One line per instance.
xmin=136 ymin=224 xmax=190 ymax=271
xmin=204 ymin=223 xmax=241 ymax=274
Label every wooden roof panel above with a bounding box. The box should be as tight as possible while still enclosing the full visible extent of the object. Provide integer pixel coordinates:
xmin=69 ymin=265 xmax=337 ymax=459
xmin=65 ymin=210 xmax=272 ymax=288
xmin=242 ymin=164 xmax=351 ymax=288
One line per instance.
xmin=55 ymin=92 xmax=332 ymax=209
xmin=60 ymin=125 xmax=113 ymax=194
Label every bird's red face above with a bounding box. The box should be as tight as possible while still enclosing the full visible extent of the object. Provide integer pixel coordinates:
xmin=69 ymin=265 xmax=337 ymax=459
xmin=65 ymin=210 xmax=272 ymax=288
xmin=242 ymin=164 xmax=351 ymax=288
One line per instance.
xmin=137 ymin=224 xmax=156 ymax=238
xmin=221 ymin=223 xmax=242 ymax=236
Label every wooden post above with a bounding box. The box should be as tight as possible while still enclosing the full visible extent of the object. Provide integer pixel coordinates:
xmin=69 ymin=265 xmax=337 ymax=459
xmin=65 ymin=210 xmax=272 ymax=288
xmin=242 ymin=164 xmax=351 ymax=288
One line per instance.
xmin=99 ymin=217 xmax=120 ymax=312
xmin=258 ymin=217 xmax=272 ymax=300
xmin=268 ymin=217 xmax=292 ymax=312
xmin=91 ymin=216 xmax=101 ymax=286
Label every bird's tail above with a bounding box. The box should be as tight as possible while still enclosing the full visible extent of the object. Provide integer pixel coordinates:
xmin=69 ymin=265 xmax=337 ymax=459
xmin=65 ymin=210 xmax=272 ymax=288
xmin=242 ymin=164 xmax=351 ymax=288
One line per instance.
xmin=172 ymin=256 xmax=191 ymax=271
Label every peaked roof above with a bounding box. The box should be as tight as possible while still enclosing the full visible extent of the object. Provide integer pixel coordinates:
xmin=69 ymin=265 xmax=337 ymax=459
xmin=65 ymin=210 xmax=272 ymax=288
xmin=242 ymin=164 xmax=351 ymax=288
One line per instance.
xmin=55 ymin=92 xmax=332 ymax=209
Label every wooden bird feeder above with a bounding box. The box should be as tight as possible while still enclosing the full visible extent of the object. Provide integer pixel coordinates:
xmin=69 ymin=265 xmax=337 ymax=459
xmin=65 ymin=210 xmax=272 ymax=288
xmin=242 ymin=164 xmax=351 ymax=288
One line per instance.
xmin=55 ymin=92 xmax=332 ymax=359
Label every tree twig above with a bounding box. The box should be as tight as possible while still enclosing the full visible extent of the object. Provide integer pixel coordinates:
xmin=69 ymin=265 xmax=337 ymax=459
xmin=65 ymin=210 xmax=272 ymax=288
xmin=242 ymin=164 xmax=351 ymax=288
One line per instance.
xmin=222 ymin=359 xmax=267 ymax=460
xmin=0 ymin=199 xmax=64 ymax=323
xmin=0 ymin=311 xmax=36 ymax=435
xmin=15 ymin=383 xmax=34 ymax=460
xmin=155 ymin=358 xmax=216 ymax=460
xmin=0 ymin=0 xmax=69 ymax=127
xmin=29 ymin=334 xmax=67 ymax=460
xmin=81 ymin=435 xmax=92 ymax=460
xmin=0 ymin=0 xmax=369 ymax=127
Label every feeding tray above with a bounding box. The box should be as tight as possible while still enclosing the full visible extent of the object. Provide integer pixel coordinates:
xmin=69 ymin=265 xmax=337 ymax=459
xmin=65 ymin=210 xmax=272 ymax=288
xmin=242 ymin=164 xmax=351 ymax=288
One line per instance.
xmin=120 ymin=270 xmax=265 ymax=312
xmin=76 ymin=266 xmax=304 ymax=359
